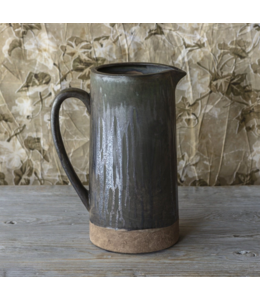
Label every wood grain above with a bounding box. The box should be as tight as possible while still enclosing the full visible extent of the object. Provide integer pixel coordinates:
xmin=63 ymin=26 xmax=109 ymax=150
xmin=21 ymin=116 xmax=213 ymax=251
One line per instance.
xmin=0 ymin=186 xmax=260 ymax=276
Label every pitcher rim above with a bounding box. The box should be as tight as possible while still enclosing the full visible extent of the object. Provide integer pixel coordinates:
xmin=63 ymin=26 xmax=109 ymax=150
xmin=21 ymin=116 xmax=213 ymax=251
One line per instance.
xmin=91 ymin=62 xmax=186 ymax=77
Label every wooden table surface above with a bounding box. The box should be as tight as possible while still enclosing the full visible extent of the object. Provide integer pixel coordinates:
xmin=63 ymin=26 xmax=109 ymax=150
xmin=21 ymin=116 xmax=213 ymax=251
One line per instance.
xmin=1 ymin=186 xmax=260 ymax=277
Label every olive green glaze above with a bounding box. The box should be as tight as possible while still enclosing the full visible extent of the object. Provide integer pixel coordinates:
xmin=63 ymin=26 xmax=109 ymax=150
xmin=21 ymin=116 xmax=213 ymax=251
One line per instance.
xmin=51 ymin=62 xmax=186 ymax=231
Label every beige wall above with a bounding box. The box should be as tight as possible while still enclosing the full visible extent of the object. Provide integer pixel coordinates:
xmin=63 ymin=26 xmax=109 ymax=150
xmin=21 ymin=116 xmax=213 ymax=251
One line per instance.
xmin=0 ymin=23 xmax=260 ymax=186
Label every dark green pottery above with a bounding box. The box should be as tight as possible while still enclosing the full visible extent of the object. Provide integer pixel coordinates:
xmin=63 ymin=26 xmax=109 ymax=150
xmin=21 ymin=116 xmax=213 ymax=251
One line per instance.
xmin=51 ymin=62 xmax=186 ymax=253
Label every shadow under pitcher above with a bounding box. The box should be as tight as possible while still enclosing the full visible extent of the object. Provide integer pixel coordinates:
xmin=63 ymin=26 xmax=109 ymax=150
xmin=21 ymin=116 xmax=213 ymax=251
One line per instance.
xmin=51 ymin=62 xmax=186 ymax=253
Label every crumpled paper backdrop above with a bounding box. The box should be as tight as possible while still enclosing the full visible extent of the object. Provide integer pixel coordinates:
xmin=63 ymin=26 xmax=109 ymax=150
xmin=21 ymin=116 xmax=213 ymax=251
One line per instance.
xmin=0 ymin=23 xmax=260 ymax=186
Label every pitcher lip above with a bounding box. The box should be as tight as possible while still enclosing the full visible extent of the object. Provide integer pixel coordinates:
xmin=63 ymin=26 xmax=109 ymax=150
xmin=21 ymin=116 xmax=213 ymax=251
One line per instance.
xmin=91 ymin=62 xmax=186 ymax=77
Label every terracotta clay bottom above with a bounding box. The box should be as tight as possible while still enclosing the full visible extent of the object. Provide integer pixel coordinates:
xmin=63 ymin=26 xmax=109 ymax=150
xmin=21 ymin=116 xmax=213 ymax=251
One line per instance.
xmin=89 ymin=220 xmax=179 ymax=254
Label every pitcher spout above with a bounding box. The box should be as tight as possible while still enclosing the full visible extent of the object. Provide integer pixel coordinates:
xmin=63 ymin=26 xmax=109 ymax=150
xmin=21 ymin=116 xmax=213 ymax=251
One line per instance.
xmin=167 ymin=67 xmax=186 ymax=85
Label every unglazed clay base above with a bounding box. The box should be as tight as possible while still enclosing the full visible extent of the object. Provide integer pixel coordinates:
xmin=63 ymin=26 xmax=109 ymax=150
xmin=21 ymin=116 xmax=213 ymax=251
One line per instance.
xmin=89 ymin=220 xmax=179 ymax=254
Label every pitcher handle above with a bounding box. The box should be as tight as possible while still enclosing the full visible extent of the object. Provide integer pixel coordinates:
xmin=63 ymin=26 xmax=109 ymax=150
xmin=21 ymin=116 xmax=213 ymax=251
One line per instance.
xmin=51 ymin=88 xmax=91 ymax=211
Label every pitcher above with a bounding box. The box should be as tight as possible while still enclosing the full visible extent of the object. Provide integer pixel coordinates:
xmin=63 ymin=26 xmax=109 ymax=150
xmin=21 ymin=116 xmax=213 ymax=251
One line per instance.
xmin=51 ymin=62 xmax=186 ymax=253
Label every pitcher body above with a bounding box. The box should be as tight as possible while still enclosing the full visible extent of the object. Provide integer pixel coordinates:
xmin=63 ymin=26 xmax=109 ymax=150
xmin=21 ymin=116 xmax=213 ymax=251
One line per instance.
xmin=51 ymin=62 xmax=186 ymax=253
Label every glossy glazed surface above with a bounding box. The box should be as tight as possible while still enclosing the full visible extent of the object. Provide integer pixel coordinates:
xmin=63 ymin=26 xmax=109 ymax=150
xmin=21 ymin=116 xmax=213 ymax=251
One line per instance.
xmin=89 ymin=63 xmax=185 ymax=229
xmin=52 ymin=63 xmax=186 ymax=230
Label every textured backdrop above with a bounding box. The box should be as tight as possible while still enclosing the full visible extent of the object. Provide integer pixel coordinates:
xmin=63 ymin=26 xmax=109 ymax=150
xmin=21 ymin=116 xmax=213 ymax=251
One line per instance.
xmin=0 ymin=23 xmax=260 ymax=186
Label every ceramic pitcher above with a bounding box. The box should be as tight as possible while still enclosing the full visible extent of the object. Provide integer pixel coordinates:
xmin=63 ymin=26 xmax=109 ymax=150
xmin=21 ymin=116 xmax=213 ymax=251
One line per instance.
xmin=51 ymin=62 xmax=186 ymax=253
